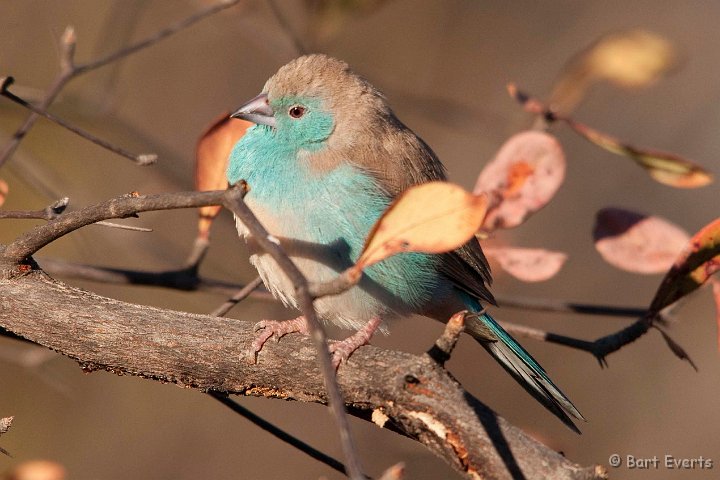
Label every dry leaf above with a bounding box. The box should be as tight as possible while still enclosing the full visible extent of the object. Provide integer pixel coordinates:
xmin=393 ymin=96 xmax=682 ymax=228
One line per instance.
xmin=594 ymin=208 xmax=689 ymax=274
xmin=508 ymin=84 xmax=713 ymax=189
xmin=356 ymin=182 xmax=488 ymax=270
xmin=567 ymin=119 xmax=712 ymax=188
xmin=485 ymin=246 xmax=567 ymax=282
xmin=0 ymin=179 xmax=8 ymax=207
xmin=474 ymin=131 xmax=565 ymax=231
xmin=650 ymin=217 xmax=720 ymax=313
xmin=550 ymin=29 xmax=677 ymax=113
xmin=195 ymin=113 xmax=252 ymax=239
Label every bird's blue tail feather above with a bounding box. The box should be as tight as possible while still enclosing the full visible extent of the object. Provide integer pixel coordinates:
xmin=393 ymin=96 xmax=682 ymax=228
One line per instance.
xmin=466 ymin=309 xmax=585 ymax=433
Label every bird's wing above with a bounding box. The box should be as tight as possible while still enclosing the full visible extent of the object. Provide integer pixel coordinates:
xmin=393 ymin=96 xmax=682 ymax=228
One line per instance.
xmin=355 ymin=118 xmax=495 ymax=305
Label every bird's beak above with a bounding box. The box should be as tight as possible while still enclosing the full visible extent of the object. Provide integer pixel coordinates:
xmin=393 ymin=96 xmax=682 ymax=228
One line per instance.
xmin=230 ymin=93 xmax=276 ymax=127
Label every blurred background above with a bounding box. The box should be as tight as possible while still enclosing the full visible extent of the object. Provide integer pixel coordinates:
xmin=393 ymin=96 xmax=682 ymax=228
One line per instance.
xmin=1 ymin=1 xmax=719 ymax=479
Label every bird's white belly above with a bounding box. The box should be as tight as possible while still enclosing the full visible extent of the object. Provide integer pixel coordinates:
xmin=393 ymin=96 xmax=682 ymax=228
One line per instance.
xmin=234 ymin=213 xmax=395 ymax=331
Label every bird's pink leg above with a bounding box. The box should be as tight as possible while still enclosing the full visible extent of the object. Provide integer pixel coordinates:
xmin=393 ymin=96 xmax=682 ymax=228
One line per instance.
xmin=329 ymin=317 xmax=382 ymax=369
xmin=249 ymin=316 xmax=308 ymax=363
xmin=249 ymin=316 xmax=382 ymax=369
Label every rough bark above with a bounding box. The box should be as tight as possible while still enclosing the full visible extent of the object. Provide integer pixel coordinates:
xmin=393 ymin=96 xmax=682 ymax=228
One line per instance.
xmin=0 ymin=269 xmax=606 ymax=480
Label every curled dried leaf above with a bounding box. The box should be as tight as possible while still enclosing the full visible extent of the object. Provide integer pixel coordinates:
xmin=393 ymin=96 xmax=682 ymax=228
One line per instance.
xmin=475 ymin=131 xmax=565 ymax=231
xmin=195 ymin=113 xmax=252 ymax=239
xmin=650 ymin=217 xmax=720 ymax=313
xmin=567 ymin=119 xmax=712 ymax=188
xmin=594 ymin=208 xmax=689 ymax=274
xmin=356 ymin=182 xmax=488 ymax=270
xmin=485 ymin=246 xmax=567 ymax=282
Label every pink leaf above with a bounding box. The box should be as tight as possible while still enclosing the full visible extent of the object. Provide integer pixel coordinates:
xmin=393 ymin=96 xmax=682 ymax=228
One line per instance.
xmin=475 ymin=131 xmax=565 ymax=231
xmin=484 ymin=246 xmax=567 ymax=282
xmin=594 ymin=208 xmax=689 ymax=274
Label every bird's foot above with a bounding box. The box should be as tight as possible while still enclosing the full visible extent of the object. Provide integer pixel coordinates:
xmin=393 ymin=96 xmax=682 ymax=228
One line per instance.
xmin=248 ymin=316 xmax=307 ymax=364
xmin=328 ymin=317 xmax=382 ymax=369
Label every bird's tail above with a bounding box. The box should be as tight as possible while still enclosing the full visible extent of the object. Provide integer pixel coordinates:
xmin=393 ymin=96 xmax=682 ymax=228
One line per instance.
xmin=465 ymin=311 xmax=585 ymax=433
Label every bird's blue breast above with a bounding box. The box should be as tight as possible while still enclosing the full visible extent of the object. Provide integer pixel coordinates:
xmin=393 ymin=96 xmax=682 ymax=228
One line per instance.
xmin=227 ymin=124 xmax=442 ymax=316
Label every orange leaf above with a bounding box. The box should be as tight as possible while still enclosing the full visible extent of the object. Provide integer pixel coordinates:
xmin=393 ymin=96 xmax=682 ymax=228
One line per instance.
xmin=593 ymin=208 xmax=689 ymax=274
xmin=649 ymin=217 xmax=720 ymax=313
xmin=0 ymin=179 xmax=7 ymax=207
xmin=475 ymin=131 xmax=565 ymax=231
xmin=356 ymin=182 xmax=488 ymax=270
xmin=195 ymin=113 xmax=252 ymax=239
xmin=484 ymin=246 xmax=567 ymax=282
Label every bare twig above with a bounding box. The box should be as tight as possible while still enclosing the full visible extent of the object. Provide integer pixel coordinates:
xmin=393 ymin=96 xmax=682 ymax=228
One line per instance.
xmin=427 ymin=311 xmax=466 ymax=366
xmin=209 ymin=392 xmax=348 ymax=476
xmin=72 ymin=0 xmax=243 ymax=75
xmin=211 ymin=276 xmax=264 ymax=317
xmin=221 ymin=184 xmax=365 ymax=480
xmin=37 ymin=257 xmax=274 ymax=299
xmin=498 ymin=313 xmax=694 ymax=369
xmin=496 ymin=294 xmax=648 ymax=318
xmin=0 ymin=79 xmax=156 ymax=165
xmin=0 ymin=1 xmax=243 ymax=168
xmin=1 ymin=190 xmax=227 ymax=264
xmin=93 ymin=221 xmax=153 ymax=232
xmin=0 ymin=197 xmax=69 ymax=220
xmin=266 ymin=0 xmax=307 ymax=55
xmin=0 ymin=28 xmax=76 ymax=168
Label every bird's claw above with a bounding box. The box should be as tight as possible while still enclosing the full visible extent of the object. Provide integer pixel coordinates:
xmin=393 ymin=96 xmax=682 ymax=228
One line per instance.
xmin=326 ymin=317 xmax=383 ymax=370
xmin=247 ymin=316 xmax=308 ymax=364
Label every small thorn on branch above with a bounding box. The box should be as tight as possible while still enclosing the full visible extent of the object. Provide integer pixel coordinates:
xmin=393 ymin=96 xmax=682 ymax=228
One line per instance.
xmin=427 ymin=311 xmax=466 ymax=366
xmin=94 ymin=221 xmax=153 ymax=232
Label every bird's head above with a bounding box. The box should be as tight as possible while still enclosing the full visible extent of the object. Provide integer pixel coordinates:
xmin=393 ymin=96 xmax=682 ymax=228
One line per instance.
xmin=231 ymin=54 xmax=390 ymax=151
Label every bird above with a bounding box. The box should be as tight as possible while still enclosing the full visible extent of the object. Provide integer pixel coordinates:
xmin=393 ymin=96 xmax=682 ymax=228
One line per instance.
xmin=227 ymin=54 xmax=585 ymax=432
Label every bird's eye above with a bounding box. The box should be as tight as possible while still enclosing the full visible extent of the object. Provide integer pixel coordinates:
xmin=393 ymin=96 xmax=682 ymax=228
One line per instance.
xmin=288 ymin=105 xmax=306 ymax=119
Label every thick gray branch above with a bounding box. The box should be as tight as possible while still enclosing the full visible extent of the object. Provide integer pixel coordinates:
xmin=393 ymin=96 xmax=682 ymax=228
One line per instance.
xmin=0 ymin=270 xmax=606 ymax=480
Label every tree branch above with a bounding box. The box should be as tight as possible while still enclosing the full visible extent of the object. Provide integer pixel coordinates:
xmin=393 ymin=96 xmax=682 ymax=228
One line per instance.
xmin=0 ymin=270 xmax=606 ymax=480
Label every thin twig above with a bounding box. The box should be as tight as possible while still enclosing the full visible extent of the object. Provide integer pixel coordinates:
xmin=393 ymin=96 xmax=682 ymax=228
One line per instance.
xmin=211 ymin=276 xmax=264 ymax=317
xmin=0 ymin=28 xmax=75 ymax=168
xmin=266 ymin=0 xmax=307 ymax=55
xmin=37 ymin=257 xmax=274 ymax=299
xmin=0 ymin=79 xmax=156 ymax=165
xmin=1 ymin=190 xmax=227 ymax=263
xmin=73 ymin=0 xmax=243 ymax=75
xmin=221 ymin=184 xmax=365 ymax=480
xmin=208 ymin=392 xmax=347 ymax=475
xmin=94 ymin=221 xmax=153 ymax=232
xmin=495 ymin=295 xmax=648 ymax=318
xmin=0 ymin=197 xmax=69 ymax=220
xmin=0 ymin=1 xmax=242 ymax=168
xmin=499 ymin=314 xmax=684 ymax=368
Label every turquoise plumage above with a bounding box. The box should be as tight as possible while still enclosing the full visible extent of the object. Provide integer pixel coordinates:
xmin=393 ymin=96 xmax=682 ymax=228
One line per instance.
xmin=228 ymin=54 xmax=584 ymax=432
